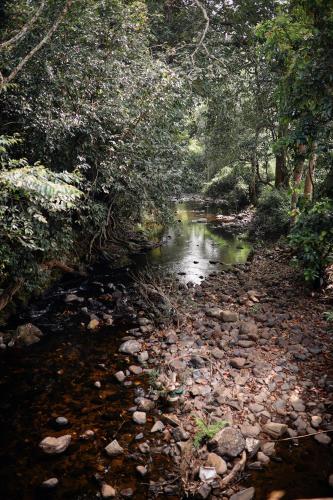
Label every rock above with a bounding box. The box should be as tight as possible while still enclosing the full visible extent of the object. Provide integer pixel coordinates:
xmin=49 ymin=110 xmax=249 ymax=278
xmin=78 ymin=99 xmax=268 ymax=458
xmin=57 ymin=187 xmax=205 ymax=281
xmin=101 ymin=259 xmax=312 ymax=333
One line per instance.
xmin=206 ymin=307 xmax=223 ymax=319
xmin=290 ymin=395 xmax=305 ymax=412
xmin=170 ymin=359 xmax=187 ymax=371
xmin=129 ymin=365 xmax=143 ymax=375
xmin=137 ymin=351 xmax=149 ymax=363
xmin=39 ymin=435 xmax=71 ymax=454
xmin=314 ymin=433 xmax=331 ymax=445
xmin=261 ymin=442 xmax=276 ymax=456
xmin=55 ymin=416 xmax=68 ymax=426
xmin=239 ymin=322 xmax=258 ymax=338
xmin=238 ymin=340 xmax=254 ymax=348
xmin=263 ymin=422 xmax=288 ymax=439
xmin=199 ymin=466 xmax=218 ymax=482
xmin=230 ymin=357 xmax=246 ymax=369
xmin=207 ymin=452 xmax=227 ymax=475
xmin=257 ymin=451 xmax=270 ymax=464
xmin=119 ymin=340 xmax=141 ymax=355
xmin=240 ymin=423 xmax=261 ymax=438
xmin=105 ymin=439 xmax=124 ymax=457
xmin=16 ymin=323 xmax=43 ymax=346
xmin=114 ymin=371 xmax=126 ymax=382
xmin=150 ymin=420 xmax=164 ymax=433
xmin=221 ymin=310 xmax=239 ymax=322
xmin=42 ymin=478 xmax=59 ymax=489
xmin=173 ymin=427 xmax=190 ymax=441
xmin=137 ymin=397 xmax=155 ymax=411
xmin=311 ymin=416 xmax=322 ymax=428
xmin=101 ymin=483 xmax=116 ymax=498
xmin=138 ymin=442 xmax=150 ymax=453
xmin=120 ymin=488 xmax=134 ymax=497
xmin=230 ymin=487 xmax=255 ymax=500
xmin=136 ymin=465 xmax=147 ymax=476
xmin=210 ymin=426 xmax=245 ymax=458
xmin=211 ymin=348 xmax=224 ymax=360
xmin=87 ymin=319 xmax=99 ymax=330
xmin=245 ymin=438 xmax=260 ymax=456
xmin=165 ymin=331 xmax=178 ymax=344
xmin=94 ymin=381 xmax=101 ymax=388
xmin=197 ymin=483 xmax=211 ymax=499
xmin=80 ymin=429 xmax=95 ymax=440
xmin=65 ymin=294 xmax=83 ymax=303
xmin=133 ymin=411 xmax=146 ymax=425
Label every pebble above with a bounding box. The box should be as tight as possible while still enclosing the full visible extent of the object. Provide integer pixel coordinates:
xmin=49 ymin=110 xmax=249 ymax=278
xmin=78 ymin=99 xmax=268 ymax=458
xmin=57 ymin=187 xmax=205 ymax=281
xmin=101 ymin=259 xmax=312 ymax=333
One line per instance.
xmin=87 ymin=319 xmax=99 ymax=330
xmin=55 ymin=416 xmax=68 ymax=426
xmin=230 ymin=357 xmax=246 ymax=369
xmin=105 ymin=439 xmax=124 ymax=457
xmin=311 ymin=415 xmax=322 ymax=428
xmin=133 ymin=411 xmax=146 ymax=424
xmin=206 ymin=452 xmax=227 ymax=475
xmin=119 ymin=340 xmax=141 ymax=355
xmin=101 ymin=483 xmax=116 ymax=498
xmin=230 ymin=487 xmax=255 ymax=500
xmin=114 ymin=371 xmax=126 ymax=382
xmin=94 ymin=381 xmax=101 ymax=388
xmin=314 ymin=433 xmax=331 ymax=445
xmin=151 ymin=421 xmax=165 ymax=433
xmin=136 ymin=465 xmax=148 ymax=476
xmin=42 ymin=478 xmax=59 ymax=488
xmin=257 ymin=451 xmax=270 ymax=464
xmin=263 ymin=422 xmax=287 ymax=439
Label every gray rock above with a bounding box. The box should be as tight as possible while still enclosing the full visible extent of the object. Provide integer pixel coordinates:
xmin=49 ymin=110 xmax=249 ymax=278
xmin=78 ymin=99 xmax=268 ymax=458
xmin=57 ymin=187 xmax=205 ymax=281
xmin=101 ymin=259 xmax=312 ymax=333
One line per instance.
xmin=39 ymin=435 xmax=71 ymax=454
xmin=133 ymin=411 xmax=146 ymax=425
xmin=197 ymin=483 xmax=211 ymax=499
xmin=261 ymin=442 xmax=276 ymax=456
xmin=230 ymin=487 xmax=255 ymax=500
xmin=206 ymin=307 xmax=223 ymax=319
xmin=230 ymin=357 xmax=246 ymax=369
xmin=114 ymin=371 xmax=126 ymax=382
xmin=105 ymin=439 xmax=124 ymax=457
xmin=151 ymin=421 xmax=165 ymax=433
xmin=55 ymin=416 xmax=68 ymax=426
xmin=238 ymin=340 xmax=254 ymax=348
xmin=119 ymin=340 xmax=141 ymax=355
xmin=222 ymin=310 xmax=239 ymax=322
xmin=311 ymin=415 xmax=322 ymax=428
xmin=240 ymin=423 xmax=261 ymax=438
xmin=239 ymin=322 xmax=258 ymax=338
xmin=137 ymin=351 xmax=149 ymax=363
xmin=136 ymin=465 xmax=148 ymax=476
xmin=137 ymin=397 xmax=155 ymax=411
xmin=245 ymin=437 xmax=260 ymax=456
xmin=210 ymin=426 xmax=245 ymax=458
xmin=257 ymin=451 xmax=270 ymax=464
xmin=263 ymin=422 xmax=287 ymax=439
xmin=314 ymin=433 xmax=331 ymax=445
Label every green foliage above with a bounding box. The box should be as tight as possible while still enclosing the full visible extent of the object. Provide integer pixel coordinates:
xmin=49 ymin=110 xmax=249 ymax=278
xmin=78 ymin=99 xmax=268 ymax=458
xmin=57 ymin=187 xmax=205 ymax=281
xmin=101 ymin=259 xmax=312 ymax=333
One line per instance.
xmin=193 ymin=418 xmax=228 ymax=449
xmin=203 ymin=167 xmax=250 ymax=210
xmin=289 ymin=199 xmax=333 ymax=285
xmin=251 ymin=187 xmax=290 ymax=239
xmin=323 ymin=311 xmax=333 ymax=323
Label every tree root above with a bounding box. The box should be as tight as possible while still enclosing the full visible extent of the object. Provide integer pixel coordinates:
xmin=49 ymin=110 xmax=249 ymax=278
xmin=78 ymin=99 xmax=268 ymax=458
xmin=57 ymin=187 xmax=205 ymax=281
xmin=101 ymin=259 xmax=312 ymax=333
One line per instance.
xmin=0 ymin=278 xmax=24 ymax=311
xmin=219 ymin=451 xmax=247 ymax=488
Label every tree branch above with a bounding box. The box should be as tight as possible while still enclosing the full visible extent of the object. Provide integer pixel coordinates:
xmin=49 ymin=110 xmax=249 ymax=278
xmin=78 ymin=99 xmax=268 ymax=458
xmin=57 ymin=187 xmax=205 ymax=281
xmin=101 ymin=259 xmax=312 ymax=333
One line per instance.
xmin=191 ymin=0 xmax=210 ymax=65
xmin=0 ymin=1 xmax=46 ymax=51
xmin=1 ymin=0 xmax=72 ymax=89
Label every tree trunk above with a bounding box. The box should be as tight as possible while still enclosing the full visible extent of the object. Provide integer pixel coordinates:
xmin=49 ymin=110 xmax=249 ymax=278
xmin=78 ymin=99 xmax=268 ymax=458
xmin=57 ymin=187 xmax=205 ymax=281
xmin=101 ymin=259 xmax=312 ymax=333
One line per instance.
xmin=304 ymin=144 xmax=317 ymax=201
xmin=291 ymin=143 xmax=306 ymax=219
xmin=275 ymin=124 xmax=289 ymax=188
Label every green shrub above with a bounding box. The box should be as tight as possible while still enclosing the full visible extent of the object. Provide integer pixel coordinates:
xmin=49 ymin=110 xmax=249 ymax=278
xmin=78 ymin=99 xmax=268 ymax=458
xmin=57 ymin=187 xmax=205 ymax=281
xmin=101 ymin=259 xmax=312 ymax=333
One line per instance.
xmin=203 ymin=167 xmax=250 ymax=209
xmin=289 ymin=199 xmax=333 ymax=285
xmin=193 ymin=419 xmax=228 ymax=448
xmin=251 ymin=187 xmax=290 ymax=238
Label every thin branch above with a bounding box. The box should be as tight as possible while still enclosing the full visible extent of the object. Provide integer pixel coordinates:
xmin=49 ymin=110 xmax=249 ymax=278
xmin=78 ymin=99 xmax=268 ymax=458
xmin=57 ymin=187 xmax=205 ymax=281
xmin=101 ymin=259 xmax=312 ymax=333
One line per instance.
xmin=0 ymin=1 xmax=46 ymax=51
xmin=191 ymin=0 xmax=210 ymax=65
xmin=1 ymin=0 xmax=72 ymax=89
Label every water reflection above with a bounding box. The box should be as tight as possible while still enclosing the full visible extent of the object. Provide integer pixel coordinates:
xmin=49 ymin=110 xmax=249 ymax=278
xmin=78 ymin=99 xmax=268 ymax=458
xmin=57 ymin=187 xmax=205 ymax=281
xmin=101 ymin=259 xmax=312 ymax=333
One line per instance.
xmin=135 ymin=202 xmax=251 ymax=283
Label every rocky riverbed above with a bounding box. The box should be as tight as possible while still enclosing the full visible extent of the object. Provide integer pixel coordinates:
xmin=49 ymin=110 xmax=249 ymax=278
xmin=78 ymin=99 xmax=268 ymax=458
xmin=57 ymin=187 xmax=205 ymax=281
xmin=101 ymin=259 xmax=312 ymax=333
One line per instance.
xmin=0 ymin=246 xmax=332 ymax=499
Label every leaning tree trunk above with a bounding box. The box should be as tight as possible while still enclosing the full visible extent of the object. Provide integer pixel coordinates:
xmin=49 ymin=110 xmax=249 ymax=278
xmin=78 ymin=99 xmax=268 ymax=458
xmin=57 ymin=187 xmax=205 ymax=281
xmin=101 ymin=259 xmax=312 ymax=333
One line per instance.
xmin=304 ymin=144 xmax=317 ymax=201
xmin=291 ymin=143 xmax=307 ymax=220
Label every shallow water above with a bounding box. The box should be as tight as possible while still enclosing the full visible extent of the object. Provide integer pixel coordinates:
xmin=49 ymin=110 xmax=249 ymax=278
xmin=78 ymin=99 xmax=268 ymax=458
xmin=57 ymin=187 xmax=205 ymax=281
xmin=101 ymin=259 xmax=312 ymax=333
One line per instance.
xmin=134 ymin=201 xmax=251 ymax=284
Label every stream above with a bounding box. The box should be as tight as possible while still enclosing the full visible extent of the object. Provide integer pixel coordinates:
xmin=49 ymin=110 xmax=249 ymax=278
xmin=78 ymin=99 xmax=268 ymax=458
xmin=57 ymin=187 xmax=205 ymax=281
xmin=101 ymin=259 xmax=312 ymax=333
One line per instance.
xmin=0 ymin=201 xmax=331 ymax=500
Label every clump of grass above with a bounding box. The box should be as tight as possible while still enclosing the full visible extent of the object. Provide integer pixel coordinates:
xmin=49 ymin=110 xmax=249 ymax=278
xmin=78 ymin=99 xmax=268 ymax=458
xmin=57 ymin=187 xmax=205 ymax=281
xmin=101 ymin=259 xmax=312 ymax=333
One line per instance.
xmin=148 ymin=369 xmax=159 ymax=388
xmin=193 ymin=418 xmax=228 ymax=448
xmin=323 ymin=310 xmax=333 ymax=323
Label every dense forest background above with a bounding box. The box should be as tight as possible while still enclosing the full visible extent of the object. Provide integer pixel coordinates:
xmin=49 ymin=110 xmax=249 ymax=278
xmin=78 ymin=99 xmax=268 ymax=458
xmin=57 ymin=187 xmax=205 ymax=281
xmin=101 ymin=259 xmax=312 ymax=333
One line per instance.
xmin=0 ymin=0 xmax=332 ymax=308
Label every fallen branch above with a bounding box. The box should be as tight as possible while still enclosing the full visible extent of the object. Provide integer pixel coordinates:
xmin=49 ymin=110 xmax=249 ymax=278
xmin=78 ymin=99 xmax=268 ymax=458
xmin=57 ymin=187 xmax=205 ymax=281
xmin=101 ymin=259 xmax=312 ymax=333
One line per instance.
xmin=274 ymin=429 xmax=333 ymax=443
xmin=219 ymin=450 xmax=247 ymax=488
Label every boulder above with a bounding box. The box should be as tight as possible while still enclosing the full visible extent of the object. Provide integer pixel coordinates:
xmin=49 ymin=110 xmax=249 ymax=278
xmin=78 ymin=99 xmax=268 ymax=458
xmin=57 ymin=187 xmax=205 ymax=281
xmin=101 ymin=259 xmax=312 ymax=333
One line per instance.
xmin=209 ymin=426 xmax=245 ymax=458
xmin=39 ymin=435 xmax=71 ymax=454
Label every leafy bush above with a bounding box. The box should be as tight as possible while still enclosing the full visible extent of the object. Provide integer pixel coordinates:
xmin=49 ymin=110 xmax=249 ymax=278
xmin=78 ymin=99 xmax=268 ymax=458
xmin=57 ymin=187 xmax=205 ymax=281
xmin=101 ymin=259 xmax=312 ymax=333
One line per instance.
xmin=289 ymin=199 xmax=333 ymax=285
xmin=203 ymin=167 xmax=250 ymax=209
xmin=251 ymin=187 xmax=290 ymax=238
